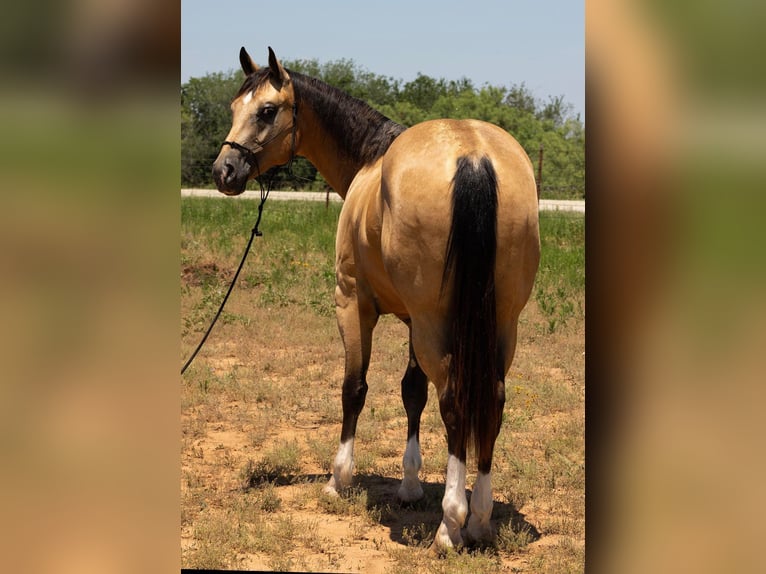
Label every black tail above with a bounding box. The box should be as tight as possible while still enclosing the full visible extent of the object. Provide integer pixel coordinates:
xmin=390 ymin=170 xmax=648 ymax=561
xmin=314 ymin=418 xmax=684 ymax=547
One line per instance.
xmin=442 ymin=155 xmax=500 ymax=464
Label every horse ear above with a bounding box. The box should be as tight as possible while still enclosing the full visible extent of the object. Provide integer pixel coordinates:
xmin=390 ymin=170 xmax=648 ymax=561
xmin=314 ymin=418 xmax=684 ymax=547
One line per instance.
xmin=267 ymin=46 xmax=290 ymax=86
xmin=239 ymin=47 xmax=258 ymax=76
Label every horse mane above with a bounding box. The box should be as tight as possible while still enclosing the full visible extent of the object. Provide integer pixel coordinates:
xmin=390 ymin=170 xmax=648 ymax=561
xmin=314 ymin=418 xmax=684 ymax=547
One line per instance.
xmin=236 ymin=69 xmax=405 ymax=167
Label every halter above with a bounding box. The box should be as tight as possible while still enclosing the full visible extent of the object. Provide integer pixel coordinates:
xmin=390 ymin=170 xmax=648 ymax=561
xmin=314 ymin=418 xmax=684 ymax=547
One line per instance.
xmin=221 ymin=101 xmax=299 ymax=176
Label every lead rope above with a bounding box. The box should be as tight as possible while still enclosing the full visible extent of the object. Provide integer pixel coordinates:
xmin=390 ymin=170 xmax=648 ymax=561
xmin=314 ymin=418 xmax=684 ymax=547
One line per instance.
xmin=181 ymin=104 xmax=297 ymax=375
xmin=180 ymin=175 xmax=272 ymax=375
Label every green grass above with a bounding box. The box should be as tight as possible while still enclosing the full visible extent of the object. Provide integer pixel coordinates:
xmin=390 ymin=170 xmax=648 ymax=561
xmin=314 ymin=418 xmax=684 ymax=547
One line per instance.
xmin=181 ymin=197 xmax=584 ymax=330
xmin=182 ymin=197 xmax=340 ymax=321
xmin=240 ymin=440 xmax=303 ymax=487
xmin=535 ymin=211 xmax=585 ymax=333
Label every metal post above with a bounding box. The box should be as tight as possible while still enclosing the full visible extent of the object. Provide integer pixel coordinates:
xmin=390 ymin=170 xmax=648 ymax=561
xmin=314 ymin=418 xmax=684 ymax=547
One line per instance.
xmin=537 ymin=144 xmax=544 ymax=200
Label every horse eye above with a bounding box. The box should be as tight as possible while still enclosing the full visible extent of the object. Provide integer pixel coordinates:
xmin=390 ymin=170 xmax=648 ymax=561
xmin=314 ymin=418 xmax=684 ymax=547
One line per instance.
xmin=257 ymin=106 xmax=277 ymax=122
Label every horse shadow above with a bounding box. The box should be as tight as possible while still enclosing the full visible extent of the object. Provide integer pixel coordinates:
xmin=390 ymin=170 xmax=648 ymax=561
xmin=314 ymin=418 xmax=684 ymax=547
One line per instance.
xmin=333 ymin=472 xmax=540 ymax=549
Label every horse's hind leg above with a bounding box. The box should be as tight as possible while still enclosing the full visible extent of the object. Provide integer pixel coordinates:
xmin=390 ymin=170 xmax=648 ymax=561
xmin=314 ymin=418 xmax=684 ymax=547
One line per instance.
xmin=467 ymin=339 xmax=512 ymax=543
xmin=398 ymin=337 xmax=428 ymax=502
xmin=466 ymin=375 xmax=505 ymax=543
xmin=434 ymin=390 xmax=468 ymax=551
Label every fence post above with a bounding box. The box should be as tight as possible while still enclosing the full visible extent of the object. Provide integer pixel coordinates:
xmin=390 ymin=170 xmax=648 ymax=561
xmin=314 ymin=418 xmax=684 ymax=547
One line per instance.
xmin=537 ymin=144 xmax=544 ymax=200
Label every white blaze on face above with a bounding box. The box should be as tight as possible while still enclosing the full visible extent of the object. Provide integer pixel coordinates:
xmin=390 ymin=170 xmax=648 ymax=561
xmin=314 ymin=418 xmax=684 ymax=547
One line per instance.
xmin=242 ymin=90 xmax=253 ymax=105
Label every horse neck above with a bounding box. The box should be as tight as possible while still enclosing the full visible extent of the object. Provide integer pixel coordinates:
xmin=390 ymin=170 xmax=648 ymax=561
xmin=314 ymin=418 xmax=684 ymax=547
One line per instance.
xmin=295 ymin=105 xmax=359 ymax=197
xmin=291 ymin=74 xmax=404 ymax=198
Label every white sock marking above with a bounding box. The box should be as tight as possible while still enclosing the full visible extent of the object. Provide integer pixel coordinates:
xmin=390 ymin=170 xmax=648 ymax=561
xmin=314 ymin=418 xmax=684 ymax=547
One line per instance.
xmin=467 ymin=472 xmax=494 ymax=541
xmin=435 ymin=454 xmax=467 ymax=549
xmin=323 ymin=438 xmax=355 ymax=496
xmin=398 ymin=436 xmax=424 ymax=501
xmin=332 ymin=438 xmax=354 ymax=490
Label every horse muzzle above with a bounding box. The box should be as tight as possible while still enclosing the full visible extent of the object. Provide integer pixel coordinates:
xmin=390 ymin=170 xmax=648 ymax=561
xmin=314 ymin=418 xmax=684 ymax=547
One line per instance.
xmin=212 ymin=150 xmax=252 ymax=195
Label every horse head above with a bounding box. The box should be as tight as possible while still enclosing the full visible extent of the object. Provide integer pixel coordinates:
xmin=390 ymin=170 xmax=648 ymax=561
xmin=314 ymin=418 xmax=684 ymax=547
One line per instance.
xmin=212 ymin=47 xmax=297 ymax=195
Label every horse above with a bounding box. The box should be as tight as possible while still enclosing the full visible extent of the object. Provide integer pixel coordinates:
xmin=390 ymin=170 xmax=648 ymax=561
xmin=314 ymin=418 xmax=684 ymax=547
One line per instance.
xmin=212 ymin=47 xmax=540 ymax=551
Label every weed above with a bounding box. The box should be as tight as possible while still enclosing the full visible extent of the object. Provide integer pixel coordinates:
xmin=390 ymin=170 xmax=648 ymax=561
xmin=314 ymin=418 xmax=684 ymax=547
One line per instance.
xmin=257 ymin=482 xmax=282 ymax=512
xmin=240 ymin=439 xmax=302 ymax=487
xmin=318 ymin=486 xmax=369 ymax=516
xmin=186 ymin=508 xmax=253 ymax=570
xmin=497 ymin=521 xmax=535 ymax=553
xmin=306 ymin=434 xmax=335 ymax=473
xmin=402 ymin=522 xmax=434 ymax=548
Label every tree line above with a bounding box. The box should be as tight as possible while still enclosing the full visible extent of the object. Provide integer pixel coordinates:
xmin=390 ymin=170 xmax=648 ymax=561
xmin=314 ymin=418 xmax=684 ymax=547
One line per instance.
xmin=181 ymin=58 xmax=584 ymax=199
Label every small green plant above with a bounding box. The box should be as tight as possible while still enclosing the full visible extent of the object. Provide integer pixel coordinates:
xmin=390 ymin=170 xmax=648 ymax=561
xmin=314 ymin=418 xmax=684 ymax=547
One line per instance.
xmin=402 ymin=522 xmax=434 ymax=548
xmin=257 ymin=482 xmax=282 ymax=512
xmin=240 ymin=440 xmax=302 ymax=488
xmin=536 ymin=285 xmax=575 ymax=333
xmin=497 ymin=521 xmax=534 ymax=553
xmin=318 ymin=486 xmax=369 ymax=516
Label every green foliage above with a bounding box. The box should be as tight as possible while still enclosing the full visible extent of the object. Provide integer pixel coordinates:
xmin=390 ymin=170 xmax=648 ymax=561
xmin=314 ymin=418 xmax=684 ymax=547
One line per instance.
xmin=240 ymin=440 xmax=302 ymax=487
xmin=534 ymin=212 xmax=585 ymax=333
xmin=180 ymin=59 xmax=584 ymax=197
xmin=181 ymin=72 xmax=244 ymax=187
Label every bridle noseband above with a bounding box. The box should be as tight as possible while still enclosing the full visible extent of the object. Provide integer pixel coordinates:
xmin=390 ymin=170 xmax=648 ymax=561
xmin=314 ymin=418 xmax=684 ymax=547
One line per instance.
xmin=221 ymin=101 xmax=298 ymax=175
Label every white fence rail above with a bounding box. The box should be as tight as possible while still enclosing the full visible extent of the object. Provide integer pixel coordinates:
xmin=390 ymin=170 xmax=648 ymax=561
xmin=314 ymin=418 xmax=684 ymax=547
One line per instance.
xmin=181 ymin=189 xmax=584 ymax=213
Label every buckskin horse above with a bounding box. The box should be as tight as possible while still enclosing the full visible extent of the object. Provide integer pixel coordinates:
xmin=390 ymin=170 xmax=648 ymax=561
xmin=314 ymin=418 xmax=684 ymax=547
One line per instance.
xmin=212 ymin=47 xmax=540 ymax=551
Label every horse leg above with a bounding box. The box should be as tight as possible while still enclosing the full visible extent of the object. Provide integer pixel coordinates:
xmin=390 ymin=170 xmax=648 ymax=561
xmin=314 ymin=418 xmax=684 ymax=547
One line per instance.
xmin=467 ymin=330 xmax=515 ymax=543
xmin=466 ymin=375 xmax=506 ymax=543
xmin=323 ymin=288 xmax=378 ymax=497
xmin=433 ymin=389 xmax=468 ymax=551
xmin=397 ymin=337 xmax=428 ymax=502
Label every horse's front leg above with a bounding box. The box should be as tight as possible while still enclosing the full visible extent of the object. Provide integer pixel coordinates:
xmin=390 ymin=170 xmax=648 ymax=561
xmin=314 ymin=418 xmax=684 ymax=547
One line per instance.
xmin=323 ymin=281 xmax=378 ymax=496
xmin=398 ymin=335 xmax=428 ymax=502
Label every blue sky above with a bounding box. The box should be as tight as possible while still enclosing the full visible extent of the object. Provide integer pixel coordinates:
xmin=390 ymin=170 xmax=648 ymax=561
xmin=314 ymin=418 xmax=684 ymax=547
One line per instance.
xmin=181 ymin=0 xmax=584 ymax=121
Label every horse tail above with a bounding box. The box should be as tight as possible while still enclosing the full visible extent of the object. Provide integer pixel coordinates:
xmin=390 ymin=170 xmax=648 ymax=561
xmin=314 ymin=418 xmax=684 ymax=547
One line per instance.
xmin=441 ymin=154 xmax=500 ymax=465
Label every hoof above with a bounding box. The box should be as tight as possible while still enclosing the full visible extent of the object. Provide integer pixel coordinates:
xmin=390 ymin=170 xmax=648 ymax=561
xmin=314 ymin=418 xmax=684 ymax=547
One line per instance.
xmin=322 ymin=476 xmax=340 ymax=497
xmin=432 ymin=521 xmax=464 ymax=555
xmin=397 ymin=482 xmax=424 ymax=504
xmin=429 ymin=536 xmax=463 ymax=557
xmin=466 ymin=511 xmax=496 ymax=545
xmin=465 ymin=522 xmax=495 ymax=547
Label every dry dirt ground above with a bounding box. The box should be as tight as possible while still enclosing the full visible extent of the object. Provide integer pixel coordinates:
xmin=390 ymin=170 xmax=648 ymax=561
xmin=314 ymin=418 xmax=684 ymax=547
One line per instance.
xmin=181 ymin=278 xmax=584 ymax=572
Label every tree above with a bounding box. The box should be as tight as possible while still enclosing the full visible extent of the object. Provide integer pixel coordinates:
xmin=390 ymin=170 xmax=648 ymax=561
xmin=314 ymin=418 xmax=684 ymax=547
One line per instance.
xmin=538 ymin=95 xmax=576 ymax=129
xmin=504 ymin=82 xmax=537 ymax=114
xmin=181 ymin=71 xmax=243 ymax=187
xmin=180 ymin=59 xmax=585 ymax=198
xmin=400 ymin=73 xmax=447 ymax=112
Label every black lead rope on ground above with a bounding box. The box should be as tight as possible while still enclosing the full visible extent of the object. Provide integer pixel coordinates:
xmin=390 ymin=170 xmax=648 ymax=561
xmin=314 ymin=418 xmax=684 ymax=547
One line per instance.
xmin=180 ymin=181 xmax=272 ymax=376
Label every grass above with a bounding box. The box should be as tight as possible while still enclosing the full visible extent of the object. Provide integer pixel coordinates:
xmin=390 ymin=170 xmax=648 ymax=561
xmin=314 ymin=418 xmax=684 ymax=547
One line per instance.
xmin=535 ymin=211 xmax=585 ymax=333
xmin=180 ymin=197 xmax=584 ymax=572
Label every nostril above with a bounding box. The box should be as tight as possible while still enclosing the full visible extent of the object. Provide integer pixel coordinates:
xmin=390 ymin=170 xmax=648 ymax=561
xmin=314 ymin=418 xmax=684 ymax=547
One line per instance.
xmin=213 ymin=160 xmax=236 ymax=185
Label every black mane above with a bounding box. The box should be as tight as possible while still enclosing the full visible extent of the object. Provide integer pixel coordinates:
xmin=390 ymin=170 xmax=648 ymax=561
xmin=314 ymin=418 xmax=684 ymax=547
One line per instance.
xmin=236 ymin=69 xmax=405 ymax=167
